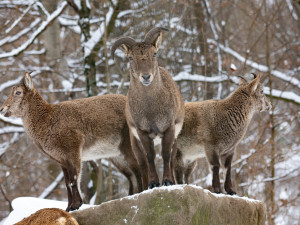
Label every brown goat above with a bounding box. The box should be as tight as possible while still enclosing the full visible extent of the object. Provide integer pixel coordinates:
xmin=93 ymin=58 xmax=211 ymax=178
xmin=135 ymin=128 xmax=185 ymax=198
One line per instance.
xmin=0 ymin=72 xmax=143 ymax=211
xmin=173 ymin=74 xmax=271 ymax=194
xmin=112 ymin=27 xmax=185 ymax=188
xmin=14 ymin=208 xmax=79 ymax=225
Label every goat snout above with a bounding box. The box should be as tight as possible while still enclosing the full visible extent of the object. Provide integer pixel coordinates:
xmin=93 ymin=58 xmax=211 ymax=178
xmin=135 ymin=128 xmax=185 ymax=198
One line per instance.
xmin=140 ymin=74 xmax=152 ymax=86
xmin=142 ymin=74 xmax=151 ymax=81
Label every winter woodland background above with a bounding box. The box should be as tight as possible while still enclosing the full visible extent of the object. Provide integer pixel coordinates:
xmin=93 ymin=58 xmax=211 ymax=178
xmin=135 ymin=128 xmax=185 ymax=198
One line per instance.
xmin=0 ymin=0 xmax=299 ymax=224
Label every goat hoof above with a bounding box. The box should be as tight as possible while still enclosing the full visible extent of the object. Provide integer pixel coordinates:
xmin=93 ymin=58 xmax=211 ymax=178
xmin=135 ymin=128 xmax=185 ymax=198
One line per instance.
xmin=66 ymin=202 xmax=82 ymax=212
xmin=148 ymin=181 xmax=160 ymax=189
xmin=162 ymin=179 xmax=173 ymax=186
xmin=212 ymin=187 xmax=222 ymax=194
xmin=226 ymin=190 xmax=237 ymax=195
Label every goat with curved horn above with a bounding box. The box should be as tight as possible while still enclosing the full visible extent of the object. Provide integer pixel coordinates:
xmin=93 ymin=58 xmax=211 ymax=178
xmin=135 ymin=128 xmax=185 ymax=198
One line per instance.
xmin=111 ymin=37 xmax=136 ymax=60
xmin=111 ymin=27 xmax=185 ymax=189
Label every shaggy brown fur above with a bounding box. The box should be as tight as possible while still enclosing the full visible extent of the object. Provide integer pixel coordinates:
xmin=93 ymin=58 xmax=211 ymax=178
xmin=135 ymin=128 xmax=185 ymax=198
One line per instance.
xmin=112 ymin=27 xmax=185 ymax=188
xmin=174 ymin=74 xmax=271 ymax=194
xmin=14 ymin=208 xmax=79 ymax=225
xmin=0 ymin=73 xmax=143 ymax=211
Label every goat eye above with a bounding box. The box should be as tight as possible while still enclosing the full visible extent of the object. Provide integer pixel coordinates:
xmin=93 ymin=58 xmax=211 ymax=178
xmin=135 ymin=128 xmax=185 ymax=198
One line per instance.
xmin=153 ymin=52 xmax=157 ymax=57
xmin=16 ymin=91 xmax=22 ymax=95
xmin=260 ymin=90 xmax=263 ymax=94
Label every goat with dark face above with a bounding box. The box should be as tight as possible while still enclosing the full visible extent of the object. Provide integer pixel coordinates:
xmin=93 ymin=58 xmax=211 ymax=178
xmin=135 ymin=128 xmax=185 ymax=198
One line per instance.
xmin=112 ymin=27 xmax=185 ymax=188
xmin=0 ymin=72 xmax=144 ymax=211
xmin=173 ymin=74 xmax=271 ymax=195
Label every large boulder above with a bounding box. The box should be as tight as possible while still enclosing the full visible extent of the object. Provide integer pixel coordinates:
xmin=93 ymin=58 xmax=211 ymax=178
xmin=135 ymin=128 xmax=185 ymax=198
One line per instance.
xmin=72 ymin=185 xmax=265 ymax=225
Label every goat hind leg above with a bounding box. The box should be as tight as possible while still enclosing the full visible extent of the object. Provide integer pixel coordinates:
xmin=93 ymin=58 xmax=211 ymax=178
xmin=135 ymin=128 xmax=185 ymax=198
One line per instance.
xmin=205 ymin=148 xmax=222 ymax=193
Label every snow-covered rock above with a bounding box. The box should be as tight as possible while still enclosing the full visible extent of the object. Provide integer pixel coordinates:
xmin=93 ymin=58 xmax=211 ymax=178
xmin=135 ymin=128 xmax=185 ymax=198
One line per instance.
xmin=72 ymin=185 xmax=265 ymax=225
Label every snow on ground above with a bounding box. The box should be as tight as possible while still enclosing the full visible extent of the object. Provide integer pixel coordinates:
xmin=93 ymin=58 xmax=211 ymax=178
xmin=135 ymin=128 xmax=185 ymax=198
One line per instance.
xmin=1 ymin=197 xmax=92 ymax=225
xmin=1 ymin=184 xmax=262 ymax=225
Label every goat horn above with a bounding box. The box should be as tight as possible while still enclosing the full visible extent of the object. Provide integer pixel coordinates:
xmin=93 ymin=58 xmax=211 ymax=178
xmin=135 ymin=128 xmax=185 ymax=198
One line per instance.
xmin=111 ymin=37 xmax=136 ymax=60
xmin=251 ymin=73 xmax=257 ymax=79
xmin=143 ymin=27 xmax=169 ymax=44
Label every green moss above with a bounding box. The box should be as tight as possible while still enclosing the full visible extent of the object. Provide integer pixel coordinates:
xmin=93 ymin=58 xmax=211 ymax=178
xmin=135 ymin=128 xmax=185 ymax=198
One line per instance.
xmin=138 ymin=193 xmax=182 ymax=225
xmin=190 ymin=205 xmax=210 ymax=225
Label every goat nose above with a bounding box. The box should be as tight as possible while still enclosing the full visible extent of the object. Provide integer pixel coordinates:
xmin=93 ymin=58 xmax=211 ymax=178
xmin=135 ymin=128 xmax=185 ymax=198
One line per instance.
xmin=142 ymin=74 xmax=151 ymax=81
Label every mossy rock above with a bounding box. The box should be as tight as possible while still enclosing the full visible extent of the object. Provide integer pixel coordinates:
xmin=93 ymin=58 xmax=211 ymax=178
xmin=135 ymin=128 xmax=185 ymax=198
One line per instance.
xmin=72 ymin=185 xmax=265 ymax=225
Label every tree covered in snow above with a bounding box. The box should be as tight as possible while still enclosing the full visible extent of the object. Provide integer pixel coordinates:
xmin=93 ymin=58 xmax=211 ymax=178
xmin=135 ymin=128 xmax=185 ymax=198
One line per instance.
xmin=0 ymin=0 xmax=299 ymax=224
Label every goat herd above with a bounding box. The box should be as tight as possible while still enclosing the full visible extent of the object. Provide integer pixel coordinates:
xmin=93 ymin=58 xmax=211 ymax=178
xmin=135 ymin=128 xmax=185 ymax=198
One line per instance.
xmin=0 ymin=27 xmax=271 ymax=212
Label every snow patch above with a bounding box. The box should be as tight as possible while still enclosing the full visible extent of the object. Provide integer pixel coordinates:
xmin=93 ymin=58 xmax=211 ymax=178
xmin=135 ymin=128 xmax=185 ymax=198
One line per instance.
xmin=3 ymin=197 xmax=92 ymax=225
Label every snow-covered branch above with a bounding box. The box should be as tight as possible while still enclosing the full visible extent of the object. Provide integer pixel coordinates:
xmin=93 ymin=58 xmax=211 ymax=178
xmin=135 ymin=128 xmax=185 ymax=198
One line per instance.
xmin=0 ymin=115 xmax=23 ymax=126
xmin=83 ymin=5 xmax=114 ymax=57
xmin=0 ymin=18 xmax=41 ymax=47
xmin=264 ymin=87 xmax=300 ymax=105
xmin=207 ymin=39 xmax=300 ymax=89
xmin=173 ymin=72 xmax=228 ymax=83
xmin=5 ymin=2 xmax=34 ymax=34
xmin=0 ymin=70 xmax=48 ymax=92
xmin=0 ymin=126 xmax=24 ymax=135
xmin=39 ymin=172 xmax=64 ymax=199
xmin=0 ymin=133 xmax=20 ymax=157
xmin=0 ymin=1 xmax=68 ymax=59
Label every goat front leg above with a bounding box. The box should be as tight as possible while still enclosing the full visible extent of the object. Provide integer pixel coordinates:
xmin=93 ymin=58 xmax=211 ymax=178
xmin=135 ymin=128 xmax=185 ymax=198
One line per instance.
xmin=137 ymin=130 xmax=159 ymax=189
xmin=64 ymin=160 xmax=83 ymax=212
xmin=161 ymin=125 xmax=176 ymax=186
xmin=129 ymin=132 xmax=149 ymax=191
xmin=62 ymin=167 xmax=72 ymax=211
xmin=222 ymin=153 xmax=236 ymax=195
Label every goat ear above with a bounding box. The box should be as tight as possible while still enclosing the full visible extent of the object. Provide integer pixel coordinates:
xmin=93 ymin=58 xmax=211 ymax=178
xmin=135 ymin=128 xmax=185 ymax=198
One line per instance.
xmin=23 ymin=72 xmax=34 ymax=90
xmin=153 ymin=31 xmax=163 ymax=49
xmin=249 ymin=74 xmax=261 ymax=93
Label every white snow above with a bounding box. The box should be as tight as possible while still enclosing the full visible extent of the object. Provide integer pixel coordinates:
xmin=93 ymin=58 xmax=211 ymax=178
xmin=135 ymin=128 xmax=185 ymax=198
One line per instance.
xmin=62 ymin=80 xmax=73 ymax=90
xmin=285 ymin=0 xmax=298 ymax=20
xmin=3 ymin=197 xmax=92 ymax=225
xmin=230 ymin=63 xmax=237 ymax=71
xmin=73 ymin=0 xmax=81 ymax=10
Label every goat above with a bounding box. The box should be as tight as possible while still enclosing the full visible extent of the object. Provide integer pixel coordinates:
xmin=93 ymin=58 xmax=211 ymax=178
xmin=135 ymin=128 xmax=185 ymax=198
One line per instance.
xmin=111 ymin=27 xmax=185 ymax=188
xmin=0 ymin=72 xmax=143 ymax=211
xmin=173 ymin=74 xmax=271 ymax=194
xmin=14 ymin=208 xmax=79 ymax=225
